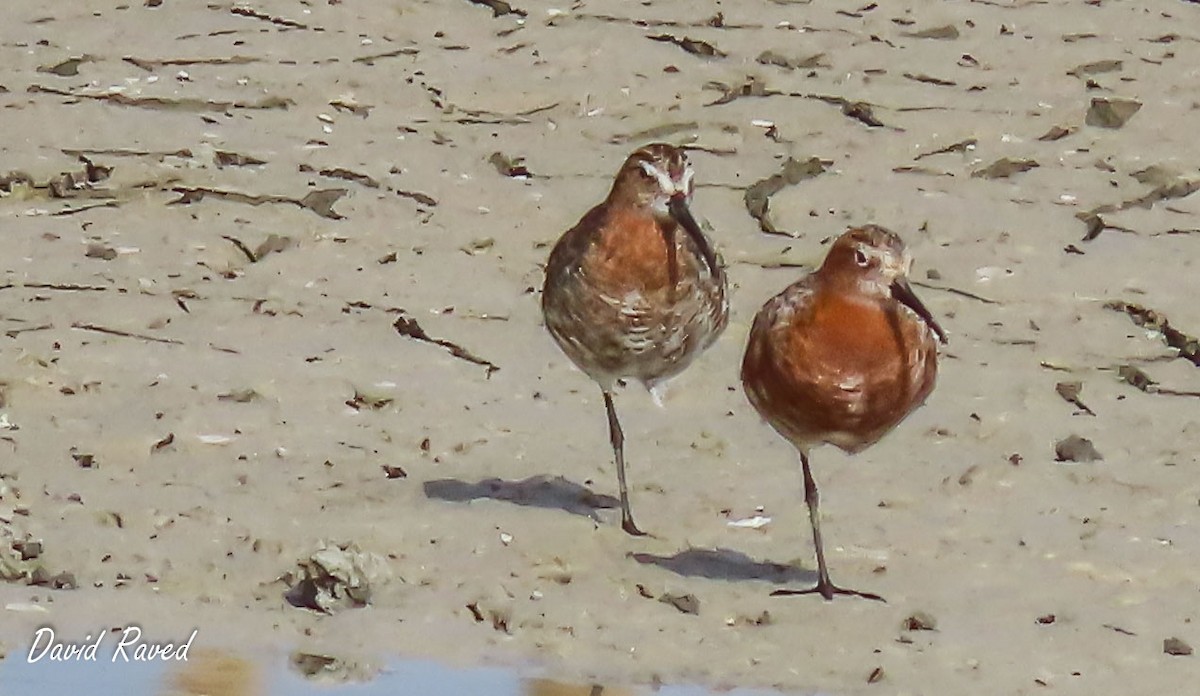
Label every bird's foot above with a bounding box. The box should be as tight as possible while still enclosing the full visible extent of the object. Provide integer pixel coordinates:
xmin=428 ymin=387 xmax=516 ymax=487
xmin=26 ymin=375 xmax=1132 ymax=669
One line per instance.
xmin=621 ymin=516 xmax=648 ymax=537
xmin=771 ymin=580 xmax=885 ymax=602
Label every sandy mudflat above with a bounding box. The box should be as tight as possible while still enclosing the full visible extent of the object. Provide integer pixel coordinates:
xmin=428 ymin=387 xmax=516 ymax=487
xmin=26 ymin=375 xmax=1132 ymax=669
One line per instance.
xmin=2 ymin=0 xmax=1199 ymax=693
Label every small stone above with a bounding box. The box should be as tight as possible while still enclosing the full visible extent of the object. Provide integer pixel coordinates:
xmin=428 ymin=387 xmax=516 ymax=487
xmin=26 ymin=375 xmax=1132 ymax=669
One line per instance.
xmin=85 ymin=243 xmax=118 ymax=261
xmin=27 ymin=567 xmax=51 ymax=586
xmin=14 ymin=540 xmax=42 ymax=561
xmin=51 ymin=572 xmax=77 ymax=590
xmin=1055 ymin=435 xmax=1103 ymax=462
xmin=1085 ymin=97 xmax=1142 ymax=128
xmin=658 ymin=592 xmax=700 ymax=615
xmin=381 ymin=464 xmax=407 ymax=480
xmin=903 ymin=611 xmax=937 ymax=631
xmin=1164 ymin=637 xmax=1193 ymax=656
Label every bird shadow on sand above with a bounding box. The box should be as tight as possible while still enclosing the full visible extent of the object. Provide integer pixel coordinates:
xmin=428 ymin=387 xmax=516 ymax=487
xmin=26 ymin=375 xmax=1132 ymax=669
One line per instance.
xmin=629 ymin=547 xmax=814 ymax=584
xmin=423 ymin=475 xmax=619 ymax=518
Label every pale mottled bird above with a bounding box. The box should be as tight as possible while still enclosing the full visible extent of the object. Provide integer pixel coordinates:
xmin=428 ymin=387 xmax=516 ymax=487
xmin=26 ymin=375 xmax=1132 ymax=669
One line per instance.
xmin=542 ymin=143 xmax=729 ymax=535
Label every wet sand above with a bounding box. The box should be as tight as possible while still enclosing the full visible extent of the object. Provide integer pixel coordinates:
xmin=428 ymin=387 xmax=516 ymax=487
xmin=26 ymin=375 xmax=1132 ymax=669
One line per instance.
xmin=1 ymin=1 xmax=1199 ymax=693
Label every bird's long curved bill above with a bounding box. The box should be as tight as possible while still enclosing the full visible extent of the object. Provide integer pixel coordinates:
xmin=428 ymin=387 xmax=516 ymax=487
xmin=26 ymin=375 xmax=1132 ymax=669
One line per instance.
xmin=667 ymin=194 xmax=720 ymax=277
xmin=891 ymin=278 xmax=948 ymax=344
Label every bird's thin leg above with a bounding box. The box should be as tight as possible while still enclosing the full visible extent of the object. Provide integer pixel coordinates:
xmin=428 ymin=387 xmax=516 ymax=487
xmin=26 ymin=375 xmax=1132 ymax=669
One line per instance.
xmin=772 ymin=451 xmax=885 ymax=602
xmin=603 ymin=390 xmax=645 ymax=536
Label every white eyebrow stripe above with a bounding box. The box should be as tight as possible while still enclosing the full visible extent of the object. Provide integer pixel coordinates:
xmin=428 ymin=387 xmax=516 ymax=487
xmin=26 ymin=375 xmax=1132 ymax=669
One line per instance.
xmin=681 ymin=163 xmax=694 ymax=195
xmin=638 ymin=160 xmax=676 ymax=195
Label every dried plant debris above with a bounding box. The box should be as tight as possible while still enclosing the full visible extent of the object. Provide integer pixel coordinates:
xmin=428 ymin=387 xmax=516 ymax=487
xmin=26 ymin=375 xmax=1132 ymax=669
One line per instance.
xmin=1076 ymin=211 xmax=1119 ymax=241
xmin=451 ymin=102 xmax=557 ymax=125
xmin=229 ymin=5 xmax=311 ymax=29
xmin=569 ymin=11 xmax=758 ymax=29
xmin=1117 ymin=365 xmax=1200 ymax=397
xmin=802 ymin=94 xmax=892 ymax=128
xmin=903 ymin=24 xmax=960 ymax=40
xmin=28 ymin=84 xmax=292 ymax=112
xmin=1130 ymin=165 xmax=1181 ymax=187
xmin=0 ymin=282 xmax=107 ymax=292
xmin=610 ymin=121 xmax=699 ymax=144
xmin=461 ymin=237 xmax=495 ymax=255
xmin=317 ymin=167 xmax=379 ymax=189
xmin=1054 ymin=435 xmax=1103 ymax=463
xmin=151 ymin=433 xmax=175 ymax=453
xmin=914 ymin=138 xmax=976 ymax=160
xmin=352 ymin=47 xmax=419 ymax=65
xmin=1117 ymin=365 xmax=1156 ymax=392
xmin=1067 ymin=60 xmax=1123 ymax=78
xmin=903 ymin=72 xmax=957 ymax=86
xmin=393 ymin=312 xmax=499 ymax=375
xmin=488 ymin=152 xmax=531 ymax=178
xmin=63 ymin=147 xmax=193 ymax=160
xmin=467 ymin=0 xmax=526 ymax=18
xmin=1121 ymin=178 xmax=1200 ymax=210
xmin=72 ymin=322 xmax=183 ymax=346
xmin=1055 ymin=381 xmax=1095 ymax=415
xmin=221 ymin=233 xmax=292 ymax=263
xmin=1 ymin=157 xmax=114 ymax=202
xmin=282 ymin=542 xmax=387 ymax=614
xmin=394 ymin=189 xmax=438 ymax=207
xmin=893 ymin=165 xmax=951 ymax=177
xmin=169 ymin=187 xmax=347 ymax=219
xmin=756 ymin=50 xmax=827 ymax=70
xmin=4 ymin=323 xmax=53 ymax=339
xmin=1037 ymin=125 xmax=1075 ymax=141
xmin=217 ymin=388 xmax=261 ymax=403
xmin=123 ymin=55 xmax=261 ymax=71
xmin=38 ymin=56 xmax=94 ymax=77
xmin=971 ymin=158 xmax=1039 ymax=179
xmin=1105 ymin=301 xmax=1200 ymax=367
xmin=704 ymin=77 xmax=780 ymax=106
xmin=329 ymin=96 xmax=373 ymax=117
xmin=658 ymin=592 xmax=700 ymax=615
xmin=903 ymin=611 xmax=938 ymax=631
xmin=648 ymin=34 xmax=726 ymax=58
xmin=744 ymin=157 xmax=829 ymax=236
xmin=346 ymin=389 xmax=393 ymax=411
xmin=465 ymin=599 xmax=512 ymax=633
xmin=1085 ymin=97 xmax=1142 ymax=128
xmin=1078 ymin=171 xmax=1200 ymax=240
xmin=254 ymin=234 xmax=294 ymax=260
xmin=214 ymin=150 xmax=265 ymax=167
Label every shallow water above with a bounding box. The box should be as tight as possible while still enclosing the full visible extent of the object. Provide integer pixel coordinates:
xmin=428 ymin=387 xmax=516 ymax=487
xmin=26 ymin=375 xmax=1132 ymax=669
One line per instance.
xmin=0 ymin=648 xmax=805 ymax=696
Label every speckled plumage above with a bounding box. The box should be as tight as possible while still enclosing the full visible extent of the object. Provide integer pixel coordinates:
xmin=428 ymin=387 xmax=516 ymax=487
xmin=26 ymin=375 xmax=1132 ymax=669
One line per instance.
xmin=542 ymin=143 xmax=729 ymax=535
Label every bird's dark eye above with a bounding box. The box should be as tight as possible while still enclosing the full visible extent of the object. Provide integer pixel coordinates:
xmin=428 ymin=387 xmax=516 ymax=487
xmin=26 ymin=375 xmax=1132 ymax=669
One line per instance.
xmin=854 ymin=249 xmax=869 ymax=267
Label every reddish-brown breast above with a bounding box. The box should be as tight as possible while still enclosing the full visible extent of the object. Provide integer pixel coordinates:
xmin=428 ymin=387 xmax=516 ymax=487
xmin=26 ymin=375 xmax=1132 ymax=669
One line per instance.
xmin=543 ymin=202 xmax=727 ymax=388
xmin=742 ymin=279 xmax=938 ymax=454
xmin=582 ymin=207 xmax=676 ymax=296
